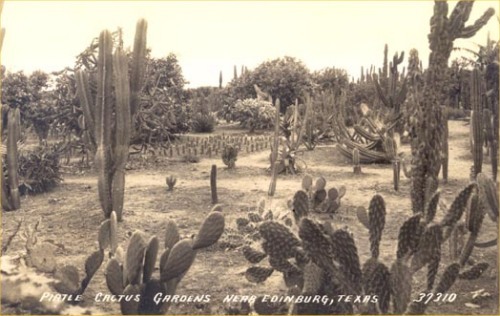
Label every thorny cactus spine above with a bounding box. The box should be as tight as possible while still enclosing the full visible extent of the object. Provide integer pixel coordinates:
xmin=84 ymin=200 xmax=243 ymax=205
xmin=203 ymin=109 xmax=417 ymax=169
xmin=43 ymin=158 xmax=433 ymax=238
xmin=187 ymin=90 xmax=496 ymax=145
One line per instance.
xmin=75 ymin=20 xmax=147 ymax=221
xmin=105 ymin=207 xmax=225 ymax=314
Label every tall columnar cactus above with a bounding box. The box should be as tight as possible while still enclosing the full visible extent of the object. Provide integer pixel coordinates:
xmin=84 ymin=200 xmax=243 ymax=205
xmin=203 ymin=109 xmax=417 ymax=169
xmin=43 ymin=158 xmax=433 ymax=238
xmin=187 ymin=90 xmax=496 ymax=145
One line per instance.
xmin=410 ymin=1 xmax=494 ymax=214
xmin=3 ymin=108 xmax=21 ymax=210
xmin=75 ymin=20 xmax=147 ymax=221
xmin=485 ymin=61 xmax=498 ymax=180
xmin=268 ymin=99 xmax=281 ymax=197
xmin=210 ymin=164 xmax=218 ymax=204
xmin=470 ymin=67 xmax=484 ymax=178
xmin=373 ymin=45 xmax=407 ymax=126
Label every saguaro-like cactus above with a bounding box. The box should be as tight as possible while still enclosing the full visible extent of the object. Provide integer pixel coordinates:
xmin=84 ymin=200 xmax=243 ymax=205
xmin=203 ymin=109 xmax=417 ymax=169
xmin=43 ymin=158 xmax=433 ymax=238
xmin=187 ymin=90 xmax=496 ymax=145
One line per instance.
xmin=76 ymin=20 xmax=147 ymax=221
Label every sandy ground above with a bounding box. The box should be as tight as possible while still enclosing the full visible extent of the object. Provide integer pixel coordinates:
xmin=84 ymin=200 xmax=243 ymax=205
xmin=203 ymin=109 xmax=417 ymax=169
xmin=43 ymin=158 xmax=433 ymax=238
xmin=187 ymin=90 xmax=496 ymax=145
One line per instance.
xmin=1 ymin=120 xmax=498 ymax=315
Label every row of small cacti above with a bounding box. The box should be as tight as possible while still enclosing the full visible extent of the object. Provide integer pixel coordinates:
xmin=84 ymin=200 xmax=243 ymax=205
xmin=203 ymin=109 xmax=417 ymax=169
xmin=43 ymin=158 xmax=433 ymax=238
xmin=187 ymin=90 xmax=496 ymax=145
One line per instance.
xmin=242 ymin=180 xmax=491 ymax=314
xmin=157 ymin=138 xmax=270 ymax=159
xmin=75 ymin=20 xmax=147 ymax=221
xmin=54 ymin=209 xmax=225 ymax=314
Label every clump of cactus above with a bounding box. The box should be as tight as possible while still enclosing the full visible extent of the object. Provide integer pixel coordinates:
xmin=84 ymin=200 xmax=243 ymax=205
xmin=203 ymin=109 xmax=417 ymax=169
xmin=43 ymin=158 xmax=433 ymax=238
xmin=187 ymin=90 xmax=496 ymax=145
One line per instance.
xmin=101 ymin=208 xmax=224 ymax=314
xmin=222 ymin=145 xmax=238 ymax=169
xmin=242 ymin=181 xmax=490 ymax=314
xmin=75 ymin=20 xmax=147 ymax=221
xmin=235 ymin=198 xmax=294 ymax=241
xmin=165 ymin=175 xmax=177 ymax=191
xmin=296 ymin=174 xmax=346 ymax=215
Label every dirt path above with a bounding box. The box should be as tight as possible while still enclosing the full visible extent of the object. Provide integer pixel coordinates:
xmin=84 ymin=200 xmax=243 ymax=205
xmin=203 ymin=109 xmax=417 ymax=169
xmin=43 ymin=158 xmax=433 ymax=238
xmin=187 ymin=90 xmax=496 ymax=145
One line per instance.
xmin=2 ymin=120 xmax=498 ymax=315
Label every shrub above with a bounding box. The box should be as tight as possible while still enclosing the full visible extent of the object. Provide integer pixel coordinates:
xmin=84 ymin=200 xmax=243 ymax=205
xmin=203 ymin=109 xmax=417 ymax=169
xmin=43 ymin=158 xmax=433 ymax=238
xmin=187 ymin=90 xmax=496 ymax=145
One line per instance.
xmin=191 ymin=112 xmax=216 ymax=133
xmin=16 ymin=146 xmax=62 ymax=195
xmin=232 ymin=98 xmax=276 ymax=133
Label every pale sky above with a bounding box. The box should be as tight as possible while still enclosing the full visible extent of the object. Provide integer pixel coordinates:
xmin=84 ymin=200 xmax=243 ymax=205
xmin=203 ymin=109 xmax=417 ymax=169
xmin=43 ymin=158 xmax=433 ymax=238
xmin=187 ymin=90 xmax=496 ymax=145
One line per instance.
xmin=1 ymin=1 xmax=499 ymax=87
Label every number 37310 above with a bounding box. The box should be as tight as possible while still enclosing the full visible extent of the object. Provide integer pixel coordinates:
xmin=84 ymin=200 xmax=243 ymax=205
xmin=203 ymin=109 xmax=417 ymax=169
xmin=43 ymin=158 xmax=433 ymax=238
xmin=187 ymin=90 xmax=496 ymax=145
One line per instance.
xmin=413 ymin=293 xmax=457 ymax=304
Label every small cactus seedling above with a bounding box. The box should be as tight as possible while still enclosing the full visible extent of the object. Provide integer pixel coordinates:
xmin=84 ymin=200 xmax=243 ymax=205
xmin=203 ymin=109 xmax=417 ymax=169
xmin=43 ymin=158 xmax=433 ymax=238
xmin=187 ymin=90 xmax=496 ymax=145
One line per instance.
xmin=165 ymin=175 xmax=177 ymax=191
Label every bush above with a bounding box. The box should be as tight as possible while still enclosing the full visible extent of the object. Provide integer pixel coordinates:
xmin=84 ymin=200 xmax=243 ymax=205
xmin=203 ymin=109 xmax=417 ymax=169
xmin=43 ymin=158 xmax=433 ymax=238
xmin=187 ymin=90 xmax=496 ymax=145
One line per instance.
xmin=16 ymin=146 xmax=62 ymax=195
xmin=232 ymin=98 xmax=276 ymax=133
xmin=190 ymin=112 xmax=217 ymax=133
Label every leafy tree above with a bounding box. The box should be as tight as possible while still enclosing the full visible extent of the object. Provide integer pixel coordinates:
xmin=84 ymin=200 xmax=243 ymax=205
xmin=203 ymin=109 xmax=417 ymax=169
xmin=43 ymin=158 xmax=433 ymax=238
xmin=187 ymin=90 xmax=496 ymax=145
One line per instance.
xmin=143 ymin=53 xmax=188 ymax=104
xmin=228 ymin=56 xmax=313 ymax=112
xmin=312 ymin=67 xmax=350 ymax=92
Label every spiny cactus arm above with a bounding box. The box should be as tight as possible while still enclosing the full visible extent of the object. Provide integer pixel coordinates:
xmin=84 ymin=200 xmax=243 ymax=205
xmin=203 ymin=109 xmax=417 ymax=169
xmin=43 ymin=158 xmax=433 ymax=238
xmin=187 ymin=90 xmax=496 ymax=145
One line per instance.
xmin=126 ymin=231 xmax=147 ymax=285
xmin=295 ymin=95 xmax=311 ymax=149
xmin=476 ymin=173 xmax=498 ymax=221
xmin=143 ymin=236 xmax=159 ymax=283
xmin=373 ymin=74 xmax=390 ymax=108
xmin=192 ymin=210 xmax=225 ymax=250
xmin=368 ymin=194 xmax=386 ymax=259
xmin=79 ymin=249 xmax=105 ymax=295
xmin=75 ymin=70 xmax=96 ymax=143
xmin=129 ymin=19 xmax=147 ymax=119
xmin=106 ymin=258 xmax=124 ymax=295
xmin=458 ymin=7 xmax=495 ymax=39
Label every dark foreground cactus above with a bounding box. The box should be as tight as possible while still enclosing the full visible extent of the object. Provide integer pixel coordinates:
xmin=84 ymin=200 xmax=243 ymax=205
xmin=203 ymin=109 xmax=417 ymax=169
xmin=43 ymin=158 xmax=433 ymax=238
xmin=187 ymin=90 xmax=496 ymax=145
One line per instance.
xmin=102 ymin=207 xmax=224 ymax=314
xmin=241 ymin=180 xmax=490 ymax=315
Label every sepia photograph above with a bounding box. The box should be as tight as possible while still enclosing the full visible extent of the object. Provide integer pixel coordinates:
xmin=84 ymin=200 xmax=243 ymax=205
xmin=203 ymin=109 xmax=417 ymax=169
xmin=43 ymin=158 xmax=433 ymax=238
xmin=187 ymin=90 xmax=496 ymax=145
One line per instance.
xmin=0 ymin=0 xmax=499 ymax=315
